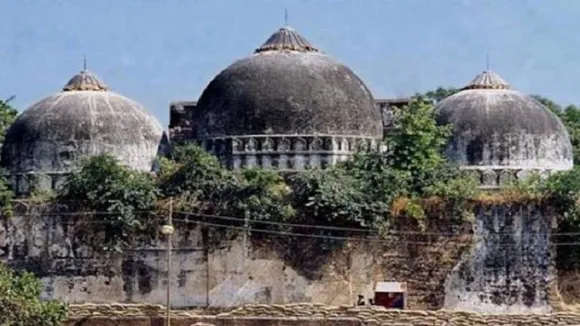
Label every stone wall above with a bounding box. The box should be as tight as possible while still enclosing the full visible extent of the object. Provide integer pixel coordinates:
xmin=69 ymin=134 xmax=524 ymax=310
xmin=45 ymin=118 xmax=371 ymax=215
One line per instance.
xmin=0 ymin=202 xmax=563 ymax=312
xmin=444 ymin=203 xmax=555 ymax=313
xmin=65 ymin=303 xmax=580 ymax=326
xmin=0 ymin=202 xmax=470 ymax=309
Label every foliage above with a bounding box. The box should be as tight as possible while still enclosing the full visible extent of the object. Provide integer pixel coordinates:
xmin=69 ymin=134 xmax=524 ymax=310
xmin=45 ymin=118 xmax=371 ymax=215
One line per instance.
xmin=381 ymin=96 xmax=478 ymax=215
xmin=501 ymin=172 xmax=547 ymax=200
xmin=0 ymin=263 xmax=67 ymax=326
xmin=155 ymin=156 xmax=180 ymax=181
xmin=385 ymin=97 xmax=452 ymax=187
xmin=0 ymin=170 xmax=13 ymax=217
xmin=290 ymin=168 xmax=392 ymax=229
xmin=339 ymin=150 xmax=410 ymax=203
xmin=422 ymin=87 xmax=459 ymax=103
xmin=29 ymin=88 xmax=580 ymax=252
xmin=542 ymin=167 xmax=580 ymax=221
xmin=538 ymin=167 xmax=580 ymax=270
xmin=291 ymin=96 xmax=476 ymax=228
xmin=158 ymin=144 xmax=296 ymax=241
xmin=58 ymin=155 xmax=159 ymax=251
xmin=158 ymin=144 xmax=238 ymax=213
xmin=0 ymin=97 xmax=18 ymax=145
xmin=532 ymin=95 xmax=562 ymax=114
xmin=420 ymin=164 xmax=478 ymax=199
xmin=234 ymin=169 xmax=294 ymax=224
xmin=560 ymin=106 xmax=580 ymax=165
xmin=0 ymin=98 xmax=17 ymax=216
xmin=532 ymin=94 xmax=580 ymax=164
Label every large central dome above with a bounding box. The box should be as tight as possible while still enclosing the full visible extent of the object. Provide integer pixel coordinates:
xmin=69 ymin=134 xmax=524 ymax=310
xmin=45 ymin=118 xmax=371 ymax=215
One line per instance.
xmin=193 ymin=26 xmax=383 ymax=139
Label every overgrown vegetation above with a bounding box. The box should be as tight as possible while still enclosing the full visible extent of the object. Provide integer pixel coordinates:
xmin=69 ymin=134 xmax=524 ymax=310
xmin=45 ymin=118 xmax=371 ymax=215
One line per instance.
xmin=0 ymin=263 xmax=68 ymax=326
xmin=58 ymin=155 xmax=160 ymax=251
xmin=532 ymin=94 xmax=580 ymax=165
xmin=3 ymin=92 xmax=572 ymax=250
xmin=0 ymin=96 xmax=469 ymax=254
xmin=1 ymin=89 xmax=580 ymax=267
xmin=0 ymin=98 xmax=17 ymax=216
xmin=0 ymin=87 xmax=578 ymax=313
xmin=0 ymin=97 xmax=18 ymax=145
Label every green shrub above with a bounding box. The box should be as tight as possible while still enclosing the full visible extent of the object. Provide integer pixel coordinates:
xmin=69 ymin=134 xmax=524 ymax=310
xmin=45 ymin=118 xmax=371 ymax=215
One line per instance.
xmin=0 ymin=264 xmax=67 ymax=326
xmin=58 ymin=155 xmax=159 ymax=251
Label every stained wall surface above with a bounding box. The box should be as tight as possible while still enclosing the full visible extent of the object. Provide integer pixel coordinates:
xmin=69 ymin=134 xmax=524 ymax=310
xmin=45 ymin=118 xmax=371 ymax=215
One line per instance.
xmin=0 ymin=203 xmax=560 ymax=313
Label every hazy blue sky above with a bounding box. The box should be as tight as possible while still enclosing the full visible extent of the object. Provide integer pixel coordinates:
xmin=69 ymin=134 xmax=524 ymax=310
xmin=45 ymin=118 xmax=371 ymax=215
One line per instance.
xmin=1 ymin=0 xmax=579 ymax=127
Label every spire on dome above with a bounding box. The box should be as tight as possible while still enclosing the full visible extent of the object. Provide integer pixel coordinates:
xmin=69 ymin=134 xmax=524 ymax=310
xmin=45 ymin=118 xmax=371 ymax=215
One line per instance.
xmin=254 ymin=26 xmax=319 ymax=53
xmin=461 ymin=70 xmax=511 ymax=90
xmin=62 ymin=70 xmax=109 ymax=92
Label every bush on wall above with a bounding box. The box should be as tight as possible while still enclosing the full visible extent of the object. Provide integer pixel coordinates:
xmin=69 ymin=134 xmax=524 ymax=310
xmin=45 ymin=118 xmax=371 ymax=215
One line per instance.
xmin=29 ymin=96 xmax=482 ymax=252
xmin=8 ymin=91 xmax=580 ymax=260
xmin=58 ymin=154 xmax=160 ymax=251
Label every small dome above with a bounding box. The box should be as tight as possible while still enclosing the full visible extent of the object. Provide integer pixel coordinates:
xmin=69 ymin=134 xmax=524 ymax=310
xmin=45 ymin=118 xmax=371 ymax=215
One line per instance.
xmin=435 ymin=70 xmax=573 ymax=171
xmin=2 ymin=69 xmax=164 ymax=191
xmin=194 ymin=26 xmax=382 ymax=139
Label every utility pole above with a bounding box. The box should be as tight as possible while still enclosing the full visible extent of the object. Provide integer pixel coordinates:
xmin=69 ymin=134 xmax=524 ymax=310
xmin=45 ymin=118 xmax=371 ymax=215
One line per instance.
xmin=161 ymin=198 xmax=174 ymax=326
xmin=242 ymin=209 xmax=250 ymax=272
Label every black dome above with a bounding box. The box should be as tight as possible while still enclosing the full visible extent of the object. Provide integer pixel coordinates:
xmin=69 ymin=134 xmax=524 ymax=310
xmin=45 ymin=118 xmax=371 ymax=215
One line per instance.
xmin=194 ymin=26 xmax=382 ymax=139
xmin=435 ymin=70 xmax=573 ymax=170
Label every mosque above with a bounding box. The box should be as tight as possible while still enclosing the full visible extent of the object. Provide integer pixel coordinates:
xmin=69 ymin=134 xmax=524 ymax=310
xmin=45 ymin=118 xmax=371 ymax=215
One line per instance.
xmin=0 ymin=25 xmax=573 ymax=194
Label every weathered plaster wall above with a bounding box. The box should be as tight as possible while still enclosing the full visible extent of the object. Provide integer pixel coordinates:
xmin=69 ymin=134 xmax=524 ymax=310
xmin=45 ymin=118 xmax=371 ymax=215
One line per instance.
xmin=0 ymin=202 xmax=561 ymax=313
xmin=444 ymin=203 xmax=556 ymax=313
xmin=0 ymin=204 xmax=470 ymax=309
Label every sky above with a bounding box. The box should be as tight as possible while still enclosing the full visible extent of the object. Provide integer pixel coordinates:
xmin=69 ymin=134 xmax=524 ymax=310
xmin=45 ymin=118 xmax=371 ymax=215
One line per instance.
xmin=1 ymin=0 xmax=580 ymax=128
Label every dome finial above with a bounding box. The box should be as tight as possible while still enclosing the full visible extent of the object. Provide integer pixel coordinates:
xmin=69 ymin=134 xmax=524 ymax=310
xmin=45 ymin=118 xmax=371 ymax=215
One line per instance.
xmin=461 ymin=69 xmax=511 ymax=90
xmin=63 ymin=67 xmax=109 ymax=92
xmin=254 ymin=25 xmax=319 ymax=53
xmin=284 ymin=7 xmax=288 ymax=26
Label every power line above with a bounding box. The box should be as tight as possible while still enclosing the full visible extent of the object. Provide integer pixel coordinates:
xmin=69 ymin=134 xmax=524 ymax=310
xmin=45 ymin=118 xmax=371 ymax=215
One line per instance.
xmin=7 ymin=208 xmax=580 ymax=237
xmin=177 ymin=211 xmax=377 ymax=233
xmin=174 ymin=210 xmax=580 ymax=237
xmin=173 ymin=218 xmax=580 ymax=247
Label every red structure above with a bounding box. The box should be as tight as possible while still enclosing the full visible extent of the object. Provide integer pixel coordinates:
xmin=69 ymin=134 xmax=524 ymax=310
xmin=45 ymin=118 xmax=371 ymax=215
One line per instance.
xmin=373 ymin=282 xmax=407 ymax=309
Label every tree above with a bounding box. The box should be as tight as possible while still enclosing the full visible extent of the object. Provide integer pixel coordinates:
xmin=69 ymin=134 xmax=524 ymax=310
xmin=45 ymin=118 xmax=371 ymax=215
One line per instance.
xmin=531 ymin=95 xmax=562 ymax=115
xmin=159 ymin=144 xmax=295 ymax=226
xmin=58 ymin=155 xmax=159 ymax=251
xmin=290 ymin=168 xmax=393 ymax=229
xmin=332 ymin=95 xmax=476 ymax=225
xmin=0 ymin=171 xmax=13 ymax=217
xmin=532 ymin=94 xmax=580 ymax=164
xmin=386 ymin=97 xmax=452 ymax=183
xmin=0 ymin=263 xmax=67 ymax=326
xmin=422 ymin=87 xmax=459 ymax=103
xmin=0 ymin=97 xmax=18 ymax=145
xmin=235 ymin=168 xmax=295 ymax=224
xmin=560 ymin=105 xmax=580 ymax=165
xmin=158 ymin=144 xmax=238 ymax=213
